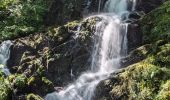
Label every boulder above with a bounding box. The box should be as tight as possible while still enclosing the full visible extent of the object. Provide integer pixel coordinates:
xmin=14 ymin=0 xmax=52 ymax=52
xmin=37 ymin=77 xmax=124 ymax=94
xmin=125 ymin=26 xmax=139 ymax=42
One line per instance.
xmin=7 ymin=17 xmax=100 ymax=97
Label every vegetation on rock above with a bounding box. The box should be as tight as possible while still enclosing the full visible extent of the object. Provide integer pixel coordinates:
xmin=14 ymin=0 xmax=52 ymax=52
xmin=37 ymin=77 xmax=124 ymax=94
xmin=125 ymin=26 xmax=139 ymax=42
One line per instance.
xmin=95 ymin=1 xmax=170 ymax=99
xmin=0 ymin=0 xmax=170 ymax=99
xmin=0 ymin=76 xmax=12 ymax=100
xmin=141 ymin=0 xmax=170 ymax=44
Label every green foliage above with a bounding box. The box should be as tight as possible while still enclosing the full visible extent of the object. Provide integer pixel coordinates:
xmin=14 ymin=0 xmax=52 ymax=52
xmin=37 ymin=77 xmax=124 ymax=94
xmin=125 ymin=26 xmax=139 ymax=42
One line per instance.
xmin=152 ymin=43 xmax=170 ymax=67
xmin=42 ymin=77 xmax=52 ymax=86
xmin=48 ymin=21 xmax=80 ymax=43
xmin=0 ymin=0 xmax=49 ymax=41
xmin=156 ymin=80 xmax=170 ymax=100
xmin=141 ymin=1 xmax=170 ymax=44
xmin=0 ymin=0 xmax=18 ymax=9
xmin=13 ymin=74 xmax=27 ymax=88
xmin=0 ymin=77 xmax=12 ymax=100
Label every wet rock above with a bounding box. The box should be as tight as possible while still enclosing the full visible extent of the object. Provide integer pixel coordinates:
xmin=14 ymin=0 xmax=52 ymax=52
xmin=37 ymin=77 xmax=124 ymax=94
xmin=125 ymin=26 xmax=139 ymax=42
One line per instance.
xmin=121 ymin=44 xmax=151 ymax=67
xmin=127 ymin=23 xmax=142 ymax=51
xmin=7 ymin=18 xmax=99 ymax=97
xmin=128 ymin=11 xmax=144 ymax=20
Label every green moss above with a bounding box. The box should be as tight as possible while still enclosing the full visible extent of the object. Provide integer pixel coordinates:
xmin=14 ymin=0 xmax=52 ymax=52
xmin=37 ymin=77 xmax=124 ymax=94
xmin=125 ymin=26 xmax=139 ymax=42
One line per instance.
xmin=0 ymin=77 xmax=12 ymax=100
xmin=110 ymin=56 xmax=170 ymax=99
xmin=27 ymin=76 xmax=35 ymax=86
xmin=152 ymin=43 xmax=170 ymax=67
xmin=42 ymin=77 xmax=52 ymax=86
xmin=0 ymin=0 xmax=18 ymax=9
xmin=132 ymin=44 xmax=151 ymax=56
xmin=92 ymin=28 xmax=170 ymax=99
xmin=107 ymin=37 xmax=170 ymax=99
xmin=13 ymin=74 xmax=27 ymax=88
xmin=26 ymin=93 xmax=43 ymax=100
xmin=47 ymin=21 xmax=80 ymax=43
xmin=156 ymin=80 xmax=170 ymax=100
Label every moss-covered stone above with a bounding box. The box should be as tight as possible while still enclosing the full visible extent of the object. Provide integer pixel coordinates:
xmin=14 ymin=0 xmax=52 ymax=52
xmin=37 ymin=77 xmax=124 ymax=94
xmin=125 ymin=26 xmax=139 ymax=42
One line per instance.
xmin=5 ymin=15 xmax=100 ymax=99
xmin=95 ymin=42 xmax=170 ymax=99
xmin=13 ymin=74 xmax=27 ymax=89
xmin=26 ymin=93 xmax=43 ymax=100
xmin=156 ymin=80 xmax=170 ymax=100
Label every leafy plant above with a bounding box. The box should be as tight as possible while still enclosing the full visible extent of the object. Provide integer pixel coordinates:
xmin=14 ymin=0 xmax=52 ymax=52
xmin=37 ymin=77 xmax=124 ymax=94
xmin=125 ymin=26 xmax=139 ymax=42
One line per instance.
xmin=0 ymin=0 xmax=49 ymax=41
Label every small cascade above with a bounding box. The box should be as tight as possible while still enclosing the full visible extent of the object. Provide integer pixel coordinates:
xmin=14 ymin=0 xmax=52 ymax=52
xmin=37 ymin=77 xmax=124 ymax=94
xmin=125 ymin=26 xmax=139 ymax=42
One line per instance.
xmin=132 ymin=0 xmax=137 ymax=11
xmin=98 ymin=0 xmax=102 ymax=13
xmin=0 ymin=40 xmax=12 ymax=76
xmin=104 ymin=0 xmax=128 ymax=15
xmin=45 ymin=0 xmax=137 ymax=100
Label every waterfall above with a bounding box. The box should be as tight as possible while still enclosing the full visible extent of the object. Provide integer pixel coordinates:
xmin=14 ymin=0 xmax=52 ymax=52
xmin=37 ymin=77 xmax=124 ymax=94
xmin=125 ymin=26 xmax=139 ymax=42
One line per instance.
xmin=98 ymin=0 xmax=102 ymax=13
xmin=0 ymin=40 xmax=12 ymax=76
xmin=132 ymin=0 xmax=137 ymax=11
xmin=104 ymin=0 xmax=128 ymax=15
xmin=45 ymin=0 xmax=136 ymax=100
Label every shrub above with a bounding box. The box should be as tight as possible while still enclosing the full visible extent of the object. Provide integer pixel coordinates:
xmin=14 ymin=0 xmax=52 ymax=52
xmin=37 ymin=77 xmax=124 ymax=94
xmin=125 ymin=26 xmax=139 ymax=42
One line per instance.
xmin=0 ymin=0 xmax=49 ymax=41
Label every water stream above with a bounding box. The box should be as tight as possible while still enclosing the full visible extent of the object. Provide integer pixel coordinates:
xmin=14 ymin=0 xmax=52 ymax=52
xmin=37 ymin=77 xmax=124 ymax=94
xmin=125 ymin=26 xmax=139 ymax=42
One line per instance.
xmin=45 ymin=0 xmax=137 ymax=100
xmin=0 ymin=40 xmax=12 ymax=76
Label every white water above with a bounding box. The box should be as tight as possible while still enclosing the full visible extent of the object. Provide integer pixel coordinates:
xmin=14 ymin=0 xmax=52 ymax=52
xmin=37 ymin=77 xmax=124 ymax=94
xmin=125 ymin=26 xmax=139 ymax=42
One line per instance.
xmin=0 ymin=40 xmax=12 ymax=76
xmin=45 ymin=0 xmax=136 ymax=100
xmin=104 ymin=0 xmax=128 ymax=16
xmin=98 ymin=0 xmax=102 ymax=13
xmin=132 ymin=0 xmax=137 ymax=11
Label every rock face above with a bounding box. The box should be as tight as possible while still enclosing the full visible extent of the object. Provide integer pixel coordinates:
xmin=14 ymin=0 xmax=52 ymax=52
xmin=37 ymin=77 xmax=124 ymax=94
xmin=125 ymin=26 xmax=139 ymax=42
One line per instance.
xmin=127 ymin=23 xmax=142 ymax=52
xmin=6 ymin=17 xmax=101 ymax=98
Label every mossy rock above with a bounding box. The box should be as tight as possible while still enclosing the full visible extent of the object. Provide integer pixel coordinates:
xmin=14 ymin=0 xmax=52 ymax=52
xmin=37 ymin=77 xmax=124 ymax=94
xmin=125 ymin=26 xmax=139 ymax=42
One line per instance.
xmin=13 ymin=74 xmax=27 ymax=89
xmin=47 ymin=21 xmax=80 ymax=44
xmin=95 ymin=15 xmax=170 ymax=99
xmin=156 ymin=80 xmax=170 ymax=100
xmin=26 ymin=93 xmax=43 ymax=100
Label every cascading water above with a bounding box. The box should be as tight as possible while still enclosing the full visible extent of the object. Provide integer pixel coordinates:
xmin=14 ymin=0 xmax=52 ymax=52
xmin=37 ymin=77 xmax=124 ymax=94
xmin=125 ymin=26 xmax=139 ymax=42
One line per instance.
xmin=104 ymin=0 xmax=128 ymax=16
xmin=0 ymin=40 xmax=12 ymax=76
xmin=132 ymin=0 xmax=137 ymax=11
xmin=45 ymin=0 xmax=136 ymax=100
